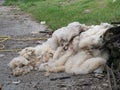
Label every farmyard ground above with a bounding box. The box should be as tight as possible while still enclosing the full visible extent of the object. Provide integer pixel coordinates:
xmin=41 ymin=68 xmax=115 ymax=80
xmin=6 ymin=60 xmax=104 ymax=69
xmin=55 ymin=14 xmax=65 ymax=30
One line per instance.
xmin=0 ymin=1 xmax=111 ymax=90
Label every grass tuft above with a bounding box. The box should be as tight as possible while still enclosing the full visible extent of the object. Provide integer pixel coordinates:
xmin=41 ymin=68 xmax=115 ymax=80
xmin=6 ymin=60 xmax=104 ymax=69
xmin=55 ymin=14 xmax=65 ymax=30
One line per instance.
xmin=4 ymin=0 xmax=120 ymax=30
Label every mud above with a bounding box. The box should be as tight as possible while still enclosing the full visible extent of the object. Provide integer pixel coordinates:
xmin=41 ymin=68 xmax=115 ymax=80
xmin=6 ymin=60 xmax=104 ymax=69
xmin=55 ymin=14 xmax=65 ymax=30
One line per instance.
xmin=0 ymin=1 xmax=110 ymax=90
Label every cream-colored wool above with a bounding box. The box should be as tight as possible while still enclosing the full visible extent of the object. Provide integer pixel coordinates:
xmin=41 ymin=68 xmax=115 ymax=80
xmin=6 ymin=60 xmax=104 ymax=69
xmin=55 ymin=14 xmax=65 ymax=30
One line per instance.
xmin=42 ymin=37 xmax=58 ymax=50
xmin=70 ymin=57 xmax=106 ymax=75
xmin=79 ymin=23 xmax=112 ymax=49
xmin=39 ymin=35 xmax=80 ymax=72
xmin=9 ymin=44 xmax=55 ymax=75
xmin=8 ymin=56 xmax=30 ymax=69
xmin=12 ymin=65 xmax=33 ymax=76
xmin=8 ymin=56 xmax=33 ymax=76
xmin=19 ymin=47 xmax=36 ymax=60
xmin=8 ymin=22 xmax=112 ymax=76
xmin=64 ymin=49 xmax=108 ymax=74
xmin=42 ymin=23 xmax=110 ymax=74
xmin=35 ymin=45 xmax=54 ymax=57
xmin=65 ymin=50 xmax=92 ymax=74
xmin=51 ymin=22 xmax=88 ymax=47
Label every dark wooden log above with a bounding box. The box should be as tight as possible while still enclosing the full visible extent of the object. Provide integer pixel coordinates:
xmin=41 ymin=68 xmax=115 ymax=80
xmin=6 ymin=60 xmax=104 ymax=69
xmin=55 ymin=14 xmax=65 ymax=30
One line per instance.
xmin=102 ymin=25 xmax=120 ymax=70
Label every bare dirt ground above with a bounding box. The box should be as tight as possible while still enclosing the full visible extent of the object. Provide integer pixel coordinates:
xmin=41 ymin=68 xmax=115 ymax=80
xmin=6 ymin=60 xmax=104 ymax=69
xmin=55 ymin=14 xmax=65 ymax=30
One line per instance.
xmin=0 ymin=1 xmax=111 ymax=90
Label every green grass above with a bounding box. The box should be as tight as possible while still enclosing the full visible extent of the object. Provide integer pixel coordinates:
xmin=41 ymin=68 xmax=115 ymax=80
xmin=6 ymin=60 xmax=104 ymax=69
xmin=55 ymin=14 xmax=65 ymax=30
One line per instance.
xmin=4 ymin=0 xmax=120 ymax=30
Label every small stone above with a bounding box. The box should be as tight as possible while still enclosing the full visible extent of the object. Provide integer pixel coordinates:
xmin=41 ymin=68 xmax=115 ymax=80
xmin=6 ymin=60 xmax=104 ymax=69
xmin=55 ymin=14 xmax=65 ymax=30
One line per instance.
xmin=89 ymin=78 xmax=93 ymax=80
xmin=83 ymin=9 xmax=91 ymax=14
xmin=91 ymin=86 xmax=97 ymax=89
xmin=40 ymin=21 xmax=46 ymax=25
xmin=95 ymin=73 xmax=104 ymax=78
xmin=105 ymin=80 xmax=109 ymax=83
xmin=32 ymin=82 xmax=38 ymax=88
xmin=79 ymin=79 xmax=85 ymax=82
xmin=36 ymin=41 xmax=42 ymax=44
xmin=0 ymin=54 xmax=4 ymax=58
xmin=57 ymin=84 xmax=66 ymax=88
xmin=31 ymin=31 xmax=39 ymax=34
xmin=98 ymin=86 xmax=102 ymax=89
xmin=63 ymin=87 xmax=67 ymax=90
xmin=113 ymin=0 xmax=116 ymax=3
xmin=102 ymin=83 xmax=108 ymax=87
xmin=12 ymin=80 xmax=21 ymax=85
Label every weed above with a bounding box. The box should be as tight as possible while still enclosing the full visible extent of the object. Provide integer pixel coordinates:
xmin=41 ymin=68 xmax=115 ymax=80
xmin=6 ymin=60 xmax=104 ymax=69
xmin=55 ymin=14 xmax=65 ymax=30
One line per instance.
xmin=4 ymin=0 xmax=120 ymax=30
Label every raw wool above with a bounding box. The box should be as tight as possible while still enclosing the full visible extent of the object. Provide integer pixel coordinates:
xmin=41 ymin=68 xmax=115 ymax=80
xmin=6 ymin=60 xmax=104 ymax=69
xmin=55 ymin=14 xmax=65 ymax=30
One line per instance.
xmin=19 ymin=46 xmax=41 ymax=68
xmin=8 ymin=56 xmax=30 ymax=69
xmin=34 ymin=44 xmax=55 ymax=69
xmin=48 ymin=49 xmax=108 ymax=74
xmin=42 ymin=37 xmax=58 ymax=50
xmin=43 ymin=23 xmax=111 ymax=74
xmin=39 ymin=48 xmax=73 ymax=72
xmin=52 ymin=46 xmax=65 ymax=61
xmin=41 ymin=22 xmax=83 ymax=50
xmin=38 ymin=22 xmax=88 ymax=72
xmin=18 ymin=44 xmax=55 ymax=65
xmin=65 ymin=50 xmax=92 ymax=74
xmin=35 ymin=44 xmax=54 ymax=58
xmin=12 ymin=65 xmax=33 ymax=76
xmin=9 ymin=44 xmax=55 ymax=76
xmin=19 ymin=47 xmax=36 ymax=60
xmin=70 ymin=57 xmax=106 ymax=75
xmin=8 ymin=56 xmax=34 ymax=76
xmin=8 ymin=22 xmax=112 ymax=76
xmin=39 ymin=35 xmax=81 ymax=72
xmin=52 ymin=22 xmax=88 ymax=47
xmin=79 ymin=23 xmax=113 ymax=49
xmin=64 ymin=49 xmax=109 ymax=74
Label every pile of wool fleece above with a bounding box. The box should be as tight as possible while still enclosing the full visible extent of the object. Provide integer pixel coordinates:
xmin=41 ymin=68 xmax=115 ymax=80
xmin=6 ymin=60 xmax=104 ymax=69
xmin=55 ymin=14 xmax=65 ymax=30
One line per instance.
xmin=8 ymin=22 xmax=113 ymax=76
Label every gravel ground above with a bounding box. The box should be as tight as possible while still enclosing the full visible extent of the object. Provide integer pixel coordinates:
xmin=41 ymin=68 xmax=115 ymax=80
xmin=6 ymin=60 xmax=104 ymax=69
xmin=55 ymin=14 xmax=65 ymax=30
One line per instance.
xmin=0 ymin=1 xmax=111 ymax=90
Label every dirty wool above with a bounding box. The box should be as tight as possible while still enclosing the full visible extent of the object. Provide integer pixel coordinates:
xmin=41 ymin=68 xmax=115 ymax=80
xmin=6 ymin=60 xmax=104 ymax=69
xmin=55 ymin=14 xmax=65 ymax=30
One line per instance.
xmin=8 ymin=22 xmax=113 ymax=76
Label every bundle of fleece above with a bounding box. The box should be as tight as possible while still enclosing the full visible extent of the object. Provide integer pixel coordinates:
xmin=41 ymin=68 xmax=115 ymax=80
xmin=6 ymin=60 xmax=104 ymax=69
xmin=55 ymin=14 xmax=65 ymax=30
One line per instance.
xmin=8 ymin=22 xmax=113 ymax=76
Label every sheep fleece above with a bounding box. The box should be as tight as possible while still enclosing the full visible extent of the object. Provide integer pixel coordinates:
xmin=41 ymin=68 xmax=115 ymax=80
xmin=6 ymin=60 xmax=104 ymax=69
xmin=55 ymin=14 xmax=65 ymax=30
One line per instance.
xmin=8 ymin=22 xmax=112 ymax=76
